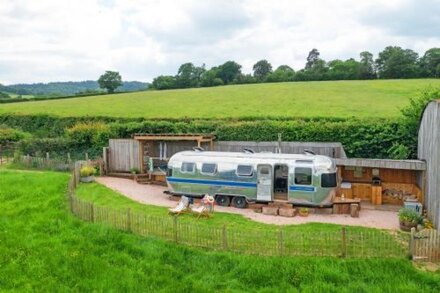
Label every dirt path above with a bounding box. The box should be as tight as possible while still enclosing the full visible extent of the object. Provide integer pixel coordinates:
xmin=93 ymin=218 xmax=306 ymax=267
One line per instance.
xmin=96 ymin=176 xmax=400 ymax=230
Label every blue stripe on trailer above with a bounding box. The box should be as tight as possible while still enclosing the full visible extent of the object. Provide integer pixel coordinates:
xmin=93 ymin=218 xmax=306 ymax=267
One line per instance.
xmin=167 ymin=177 xmax=257 ymax=188
xmin=289 ymin=185 xmax=316 ymax=192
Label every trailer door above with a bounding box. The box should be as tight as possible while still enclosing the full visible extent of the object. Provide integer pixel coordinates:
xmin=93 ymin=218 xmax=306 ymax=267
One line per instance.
xmin=257 ymin=165 xmax=272 ymax=201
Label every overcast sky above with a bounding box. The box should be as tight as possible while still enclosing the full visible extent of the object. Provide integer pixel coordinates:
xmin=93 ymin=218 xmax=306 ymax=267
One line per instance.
xmin=0 ymin=0 xmax=439 ymax=84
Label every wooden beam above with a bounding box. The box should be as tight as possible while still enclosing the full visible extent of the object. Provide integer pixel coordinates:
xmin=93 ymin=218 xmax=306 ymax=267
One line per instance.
xmin=139 ymin=141 xmax=144 ymax=172
xmin=134 ymin=136 xmax=205 ymax=141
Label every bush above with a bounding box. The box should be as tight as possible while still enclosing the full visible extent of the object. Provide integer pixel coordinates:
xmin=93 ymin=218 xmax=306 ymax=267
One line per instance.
xmin=66 ymin=122 xmax=113 ymax=147
xmin=398 ymin=208 xmax=422 ymax=225
xmin=0 ymin=125 xmax=31 ymax=144
xmin=80 ymin=166 xmax=96 ymax=177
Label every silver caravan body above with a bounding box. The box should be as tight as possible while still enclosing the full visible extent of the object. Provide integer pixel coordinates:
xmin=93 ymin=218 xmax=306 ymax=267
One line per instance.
xmin=166 ymin=151 xmax=337 ymax=206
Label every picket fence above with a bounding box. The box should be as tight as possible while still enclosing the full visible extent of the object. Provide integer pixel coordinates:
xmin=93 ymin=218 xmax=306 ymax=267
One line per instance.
xmin=67 ymin=163 xmax=410 ymax=259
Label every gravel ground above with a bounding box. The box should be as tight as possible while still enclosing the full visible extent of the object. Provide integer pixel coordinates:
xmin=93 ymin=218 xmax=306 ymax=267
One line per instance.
xmin=96 ymin=176 xmax=400 ymax=230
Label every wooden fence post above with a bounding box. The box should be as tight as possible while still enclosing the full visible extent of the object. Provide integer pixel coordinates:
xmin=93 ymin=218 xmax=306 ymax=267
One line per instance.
xmin=85 ymin=153 xmax=89 ymax=162
xmin=278 ymin=228 xmax=284 ymax=256
xmin=90 ymin=203 xmax=95 ymax=222
xmin=222 ymin=224 xmax=228 ymax=250
xmin=409 ymin=227 xmax=416 ymax=259
xmin=341 ymin=226 xmax=347 ymax=258
xmin=126 ymin=208 xmax=131 ymax=232
xmin=67 ymin=153 xmax=71 ymax=163
xmin=173 ymin=215 xmax=178 ymax=243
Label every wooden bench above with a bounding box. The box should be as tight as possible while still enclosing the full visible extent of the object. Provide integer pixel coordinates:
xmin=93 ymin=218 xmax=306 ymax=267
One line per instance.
xmin=332 ymin=197 xmax=361 ymax=217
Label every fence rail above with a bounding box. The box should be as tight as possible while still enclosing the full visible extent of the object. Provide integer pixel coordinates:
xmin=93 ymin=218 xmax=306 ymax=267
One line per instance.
xmin=67 ymin=163 xmax=410 ymax=259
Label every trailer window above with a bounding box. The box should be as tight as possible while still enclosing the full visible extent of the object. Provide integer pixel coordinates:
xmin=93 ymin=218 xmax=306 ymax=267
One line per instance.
xmin=181 ymin=162 xmax=195 ymax=173
xmin=237 ymin=165 xmax=253 ymax=177
xmin=321 ymin=173 xmax=337 ymax=188
xmin=294 ymin=167 xmax=312 ymax=185
xmin=201 ymin=163 xmax=217 ymax=175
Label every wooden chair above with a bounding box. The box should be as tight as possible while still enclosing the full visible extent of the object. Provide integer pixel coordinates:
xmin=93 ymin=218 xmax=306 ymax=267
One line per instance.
xmin=169 ymin=196 xmax=190 ymax=216
xmin=191 ymin=195 xmax=215 ymax=219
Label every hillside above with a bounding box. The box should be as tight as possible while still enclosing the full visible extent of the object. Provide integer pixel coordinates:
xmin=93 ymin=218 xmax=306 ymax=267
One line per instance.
xmin=0 ymin=79 xmax=439 ymax=119
xmin=1 ymin=80 xmax=149 ymax=96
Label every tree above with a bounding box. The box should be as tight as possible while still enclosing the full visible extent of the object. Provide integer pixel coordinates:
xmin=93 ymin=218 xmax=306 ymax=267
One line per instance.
xmin=176 ymin=63 xmax=205 ymax=88
xmin=266 ymin=65 xmax=295 ymax=82
xmin=151 ymin=75 xmax=177 ymax=90
xmin=97 ymin=71 xmax=122 ymax=93
xmin=217 ymin=61 xmax=242 ymax=84
xmin=0 ymin=92 xmax=11 ymax=99
xmin=399 ymin=87 xmax=440 ymax=158
xmin=305 ymin=48 xmax=320 ymax=69
xmin=419 ymin=48 xmax=440 ymax=77
xmin=234 ymin=73 xmax=257 ymax=84
xmin=375 ymin=46 xmax=419 ymax=79
xmin=359 ymin=51 xmax=376 ymax=79
xmin=252 ymin=59 xmax=273 ymax=81
xmin=327 ymin=59 xmax=360 ymax=80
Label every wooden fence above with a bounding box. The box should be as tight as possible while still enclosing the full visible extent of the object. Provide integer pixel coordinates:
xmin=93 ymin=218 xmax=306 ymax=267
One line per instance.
xmin=15 ymin=155 xmax=75 ymax=171
xmin=67 ymin=165 xmax=410 ymax=259
xmin=410 ymin=228 xmax=440 ymax=262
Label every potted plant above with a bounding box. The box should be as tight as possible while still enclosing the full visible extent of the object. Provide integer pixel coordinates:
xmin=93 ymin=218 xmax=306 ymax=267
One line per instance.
xmin=130 ymin=167 xmax=140 ymax=180
xmin=299 ymin=207 xmax=309 ymax=217
xmin=398 ymin=208 xmax=422 ymax=232
xmin=80 ymin=165 xmax=96 ymax=183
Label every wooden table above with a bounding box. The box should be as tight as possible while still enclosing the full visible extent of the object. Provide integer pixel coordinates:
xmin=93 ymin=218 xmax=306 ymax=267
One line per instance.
xmin=332 ymin=197 xmax=361 ymax=217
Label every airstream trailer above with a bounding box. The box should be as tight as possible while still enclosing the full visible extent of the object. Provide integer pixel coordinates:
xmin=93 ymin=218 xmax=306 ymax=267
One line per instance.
xmin=166 ymin=150 xmax=337 ymax=208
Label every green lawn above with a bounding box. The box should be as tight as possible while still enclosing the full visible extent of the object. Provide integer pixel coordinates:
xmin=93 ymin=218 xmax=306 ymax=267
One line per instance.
xmin=75 ymin=182 xmax=384 ymax=233
xmin=1 ymin=169 xmax=440 ymax=291
xmin=75 ymin=182 xmax=409 ymax=258
xmin=1 ymin=79 xmax=439 ymax=119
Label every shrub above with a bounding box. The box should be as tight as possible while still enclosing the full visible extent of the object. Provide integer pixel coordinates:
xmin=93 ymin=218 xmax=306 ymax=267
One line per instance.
xmin=66 ymin=122 xmax=113 ymax=147
xmin=398 ymin=208 xmax=422 ymax=225
xmin=80 ymin=166 xmax=96 ymax=177
xmin=0 ymin=125 xmax=31 ymax=144
xmin=18 ymin=137 xmax=71 ymax=157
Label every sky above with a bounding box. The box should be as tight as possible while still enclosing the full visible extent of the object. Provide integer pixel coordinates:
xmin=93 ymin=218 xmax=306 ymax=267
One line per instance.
xmin=0 ymin=0 xmax=439 ymax=84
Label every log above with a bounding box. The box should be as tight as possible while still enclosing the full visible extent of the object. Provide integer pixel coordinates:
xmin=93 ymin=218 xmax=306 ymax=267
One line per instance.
xmin=350 ymin=204 xmax=359 ymax=218
xmin=279 ymin=208 xmax=296 ymax=217
xmin=262 ymin=206 xmax=279 ymax=216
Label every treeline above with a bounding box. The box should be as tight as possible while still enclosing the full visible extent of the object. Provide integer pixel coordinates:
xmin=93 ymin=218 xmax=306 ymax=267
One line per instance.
xmin=152 ymin=46 xmax=440 ymax=90
xmin=0 ymin=80 xmax=149 ymax=96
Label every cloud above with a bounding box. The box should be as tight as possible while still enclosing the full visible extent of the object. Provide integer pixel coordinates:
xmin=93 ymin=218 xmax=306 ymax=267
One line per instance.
xmin=361 ymin=0 xmax=440 ymax=38
xmin=0 ymin=0 xmax=439 ymax=84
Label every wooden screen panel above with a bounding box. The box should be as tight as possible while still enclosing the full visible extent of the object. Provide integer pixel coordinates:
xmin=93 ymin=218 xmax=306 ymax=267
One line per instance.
xmin=340 ymin=167 xmax=416 ymax=184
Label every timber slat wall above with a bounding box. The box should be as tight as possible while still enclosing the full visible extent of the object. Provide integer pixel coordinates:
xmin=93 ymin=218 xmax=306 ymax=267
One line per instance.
xmin=108 ymin=139 xmax=141 ymax=172
xmin=107 ymin=140 xmax=348 ymax=172
xmin=418 ymin=100 xmax=440 ymax=230
xmin=335 ymin=158 xmax=426 ymax=171
xmin=214 ymin=141 xmax=346 ymax=158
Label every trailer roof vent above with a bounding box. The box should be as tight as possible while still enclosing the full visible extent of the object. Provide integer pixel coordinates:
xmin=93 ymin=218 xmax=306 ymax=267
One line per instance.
xmin=193 ymin=147 xmax=204 ymax=152
xmin=304 ymin=149 xmax=316 ymax=156
xmin=243 ymin=148 xmax=255 ymax=154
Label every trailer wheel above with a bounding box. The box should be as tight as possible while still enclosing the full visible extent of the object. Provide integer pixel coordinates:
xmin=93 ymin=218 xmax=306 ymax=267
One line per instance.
xmin=215 ymin=195 xmax=230 ymax=207
xmin=232 ymin=196 xmax=247 ymax=209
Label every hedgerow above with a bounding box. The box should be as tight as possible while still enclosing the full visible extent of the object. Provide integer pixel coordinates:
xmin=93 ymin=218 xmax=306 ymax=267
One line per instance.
xmin=0 ymin=113 xmax=414 ymax=159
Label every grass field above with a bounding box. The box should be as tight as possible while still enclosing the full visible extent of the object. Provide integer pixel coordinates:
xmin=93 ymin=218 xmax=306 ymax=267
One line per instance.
xmin=1 ymin=79 xmax=439 ymax=119
xmin=1 ymin=169 xmax=440 ymax=291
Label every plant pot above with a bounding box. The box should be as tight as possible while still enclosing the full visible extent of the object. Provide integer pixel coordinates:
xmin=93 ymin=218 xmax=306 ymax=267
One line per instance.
xmin=399 ymin=220 xmax=417 ymax=232
xmin=299 ymin=210 xmax=309 ymax=217
xmin=80 ymin=176 xmax=95 ymax=183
